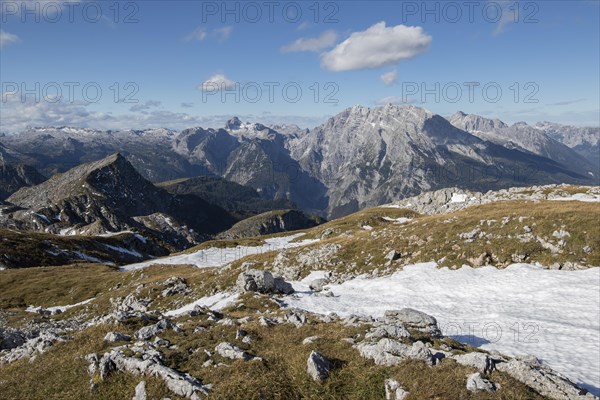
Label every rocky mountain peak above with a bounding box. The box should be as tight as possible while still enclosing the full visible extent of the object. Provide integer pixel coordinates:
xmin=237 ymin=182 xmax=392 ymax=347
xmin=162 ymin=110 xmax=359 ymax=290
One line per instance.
xmin=225 ymin=117 xmax=242 ymax=130
xmin=449 ymin=112 xmax=508 ymax=132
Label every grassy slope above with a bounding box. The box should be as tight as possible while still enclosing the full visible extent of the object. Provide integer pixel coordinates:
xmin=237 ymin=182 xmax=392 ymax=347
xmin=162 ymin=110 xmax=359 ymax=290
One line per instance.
xmin=0 ymin=266 xmax=545 ymax=400
xmin=220 ymin=200 xmax=600 ymax=280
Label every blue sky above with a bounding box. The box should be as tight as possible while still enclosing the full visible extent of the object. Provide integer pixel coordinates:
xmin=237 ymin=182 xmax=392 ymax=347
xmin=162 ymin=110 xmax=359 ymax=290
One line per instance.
xmin=0 ymin=0 xmax=599 ymax=131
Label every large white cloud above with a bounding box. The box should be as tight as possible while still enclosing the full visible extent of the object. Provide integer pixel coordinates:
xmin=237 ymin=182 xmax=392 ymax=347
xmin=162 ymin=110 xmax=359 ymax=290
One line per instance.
xmin=198 ymin=73 xmax=237 ymax=92
xmin=0 ymin=30 xmax=20 ymax=49
xmin=321 ymin=22 xmax=431 ymax=71
xmin=281 ymin=30 xmax=338 ymax=53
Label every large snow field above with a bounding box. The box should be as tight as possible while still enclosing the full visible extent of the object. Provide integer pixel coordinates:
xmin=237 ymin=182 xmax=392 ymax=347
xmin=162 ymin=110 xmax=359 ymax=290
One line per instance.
xmin=284 ymin=263 xmax=600 ymax=395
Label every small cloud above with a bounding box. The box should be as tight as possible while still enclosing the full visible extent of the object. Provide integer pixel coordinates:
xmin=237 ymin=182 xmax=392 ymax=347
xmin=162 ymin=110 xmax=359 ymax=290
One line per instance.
xmin=380 ymin=70 xmax=398 ymax=86
xmin=281 ymin=30 xmax=338 ymax=53
xmin=321 ymin=22 xmax=431 ymax=71
xmin=214 ymin=26 xmax=233 ymax=42
xmin=297 ymin=21 xmax=311 ymax=31
xmin=198 ymin=73 xmax=236 ymax=91
xmin=185 ymin=27 xmax=207 ymax=42
xmin=546 ymin=98 xmax=586 ymax=106
xmin=0 ymin=30 xmax=20 ymax=49
xmin=374 ymin=96 xmax=416 ymax=105
xmin=181 ymin=102 xmax=194 ymax=108
xmin=129 ymin=100 xmax=162 ymax=112
xmin=185 ymin=26 xmax=233 ymax=43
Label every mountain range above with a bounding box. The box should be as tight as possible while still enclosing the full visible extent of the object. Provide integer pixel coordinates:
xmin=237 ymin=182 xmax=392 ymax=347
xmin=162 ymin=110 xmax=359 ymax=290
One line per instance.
xmin=1 ymin=105 xmax=597 ymax=219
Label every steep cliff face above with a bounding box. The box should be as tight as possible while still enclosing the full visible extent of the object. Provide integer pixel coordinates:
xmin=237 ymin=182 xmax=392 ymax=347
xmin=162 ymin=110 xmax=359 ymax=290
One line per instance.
xmin=0 ymin=162 xmax=46 ymax=200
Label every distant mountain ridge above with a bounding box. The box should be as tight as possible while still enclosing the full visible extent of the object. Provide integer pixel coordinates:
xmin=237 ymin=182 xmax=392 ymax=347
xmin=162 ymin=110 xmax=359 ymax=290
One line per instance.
xmin=1 ymin=154 xmax=236 ymax=247
xmin=449 ymin=111 xmax=596 ymax=177
xmin=1 ymin=105 xmax=597 ymax=218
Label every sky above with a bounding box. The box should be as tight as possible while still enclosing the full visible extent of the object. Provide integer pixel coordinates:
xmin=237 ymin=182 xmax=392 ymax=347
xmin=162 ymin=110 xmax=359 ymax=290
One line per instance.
xmin=0 ymin=0 xmax=599 ymax=132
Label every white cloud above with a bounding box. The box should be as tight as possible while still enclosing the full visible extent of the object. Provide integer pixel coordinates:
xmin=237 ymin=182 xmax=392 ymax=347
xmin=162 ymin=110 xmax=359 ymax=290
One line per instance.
xmin=198 ymin=73 xmax=237 ymax=92
xmin=321 ymin=22 xmax=431 ymax=71
xmin=185 ymin=26 xmax=233 ymax=42
xmin=214 ymin=26 xmax=233 ymax=42
xmin=185 ymin=27 xmax=207 ymax=42
xmin=297 ymin=21 xmax=311 ymax=31
xmin=0 ymin=30 xmax=20 ymax=49
xmin=380 ymin=70 xmax=398 ymax=86
xmin=281 ymin=30 xmax=338 ymax=53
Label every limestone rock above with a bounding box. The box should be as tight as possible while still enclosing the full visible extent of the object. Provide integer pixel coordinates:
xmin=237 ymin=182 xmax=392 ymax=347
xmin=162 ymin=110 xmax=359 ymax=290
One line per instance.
xmin=383 ymin=308 xmax=441 ymax=336
xmin=466 ymin=372 xmax=496 ymax=392
xmin=307 ymin=351 xmax=331 ymax=381
xmin=385 ymin=378 xmax=409 ymax=400
xmin=104 ymin=331 xmax=132 ymax=343
xmin=133 ymin=381 xmax=147 ymax=400
xmin=452 ymin=352 xmax=495 ymax=374
xmin=496 ymin=358 xmax=594 ymax=399
xmin=215 ymin=342 xmax=254 ymax=361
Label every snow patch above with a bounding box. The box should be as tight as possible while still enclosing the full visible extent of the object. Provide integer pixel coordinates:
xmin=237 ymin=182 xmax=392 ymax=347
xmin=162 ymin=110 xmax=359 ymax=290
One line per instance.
xmin=120 ymin=233 xmax=319 ymax=271
xmin=102 ymin=244 xmax=142 ymax=258
xmin=549 ymin=193 xmax=600 ymax=203
xmin=283 ymin=262 xmax=600 ymax=393
xmin=382 ymin=217 xmax=412 ymax=224
xmin=26 ymin=297 xmax=95 ymax=314
xmin=165 ymin=292 xmax=239 ymax=317
xmin=450 ymin=193 xmax=468 ymax=203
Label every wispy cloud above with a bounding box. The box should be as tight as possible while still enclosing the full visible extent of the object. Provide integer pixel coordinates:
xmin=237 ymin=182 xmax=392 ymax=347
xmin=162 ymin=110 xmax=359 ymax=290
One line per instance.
xmin=321 ymin=22 xmax=431 ymax=71
xmin=281 ymin=30 xmax=338 ymax=53
xmin=380 ymin=70 xmax=398 ymax=86
xmin=0 ymin=30 xmax=20 ymax=49
xmin=185 ymin=27 xmax=208 ymax=42
xmin=129 ymin=100 xmax=162 ymax=112
xmin=214 ymin=26 xmax=233 ymax=42
xmin=546 ymin=98 xmax=586 ymax=106
xmin=181 ymin=102 xmax=194 ymax=108
xmin=185 ymin=26 xmax=234 ymax=42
